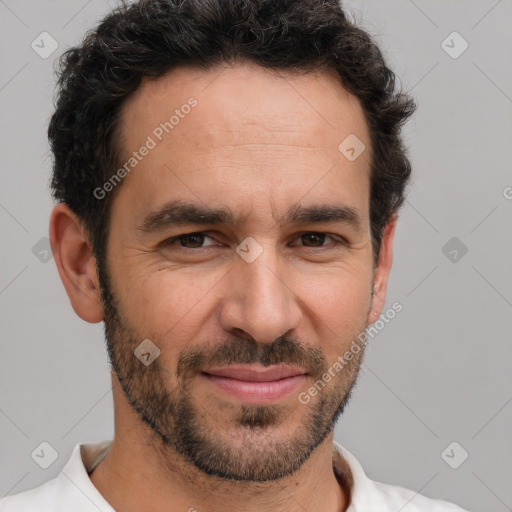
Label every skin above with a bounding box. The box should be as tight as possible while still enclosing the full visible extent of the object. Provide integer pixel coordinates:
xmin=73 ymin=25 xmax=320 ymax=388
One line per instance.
xmin=50 ymin=62 xmax=396 ymax=512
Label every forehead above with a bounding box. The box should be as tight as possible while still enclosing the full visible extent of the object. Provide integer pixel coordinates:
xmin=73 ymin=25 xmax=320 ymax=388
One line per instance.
xmin=119 ymin=62 xmax=369 ymax=154
xmin=113 ymin=62 xmax=372 ymax=229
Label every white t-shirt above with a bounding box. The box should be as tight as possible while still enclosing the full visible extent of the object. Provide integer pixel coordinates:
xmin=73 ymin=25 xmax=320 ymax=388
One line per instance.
xmin=0 ymin=439 xmax=470 ymax=511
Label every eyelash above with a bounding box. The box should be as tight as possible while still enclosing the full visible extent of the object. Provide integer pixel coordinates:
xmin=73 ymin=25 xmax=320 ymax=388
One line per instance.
xmin=162 ymin=231 xmax=347 ymax=251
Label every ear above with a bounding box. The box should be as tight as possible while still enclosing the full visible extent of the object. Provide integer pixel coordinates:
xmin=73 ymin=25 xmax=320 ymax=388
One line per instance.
xmin=49 ymin=203 xmax=104 ymax=323
xmin=367 ymin=215 xmax=397 ymax=325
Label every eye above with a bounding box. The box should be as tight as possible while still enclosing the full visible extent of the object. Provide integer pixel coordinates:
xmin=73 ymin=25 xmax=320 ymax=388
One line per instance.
xmin=161 ymin=231 xmax=346 ymax=253
xmin=163 ymin=232 xmax=219 ymax=249
xmin=292 ymin=232 xmax=346 ymax=248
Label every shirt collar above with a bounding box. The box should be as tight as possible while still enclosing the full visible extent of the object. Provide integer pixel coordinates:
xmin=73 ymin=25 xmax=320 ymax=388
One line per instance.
xmin=58 ymin=439 xmax=115 ymax=511
xmin=333 ymin=440 xmax=388 ymax=511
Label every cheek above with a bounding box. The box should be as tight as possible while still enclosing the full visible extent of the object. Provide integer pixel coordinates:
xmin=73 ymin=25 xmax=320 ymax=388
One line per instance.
xmin=115 ymin=265 xmax=225 ymax=347
xmin=297 ymin=268 xmax=373 ymax=350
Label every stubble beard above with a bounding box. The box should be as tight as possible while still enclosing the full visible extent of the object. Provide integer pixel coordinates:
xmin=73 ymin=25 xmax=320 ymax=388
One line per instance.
xmin=98 ymin=262 xmax=367 ymax=482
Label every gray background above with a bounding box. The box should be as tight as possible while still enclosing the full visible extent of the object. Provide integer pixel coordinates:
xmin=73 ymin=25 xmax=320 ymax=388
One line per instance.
xmin=1 ymin=1 xmax=511 ymax=511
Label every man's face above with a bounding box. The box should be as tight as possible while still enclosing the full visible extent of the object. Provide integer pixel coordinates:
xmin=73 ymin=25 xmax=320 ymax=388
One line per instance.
xmin=101 ymin=63 xmax=377 ymax=481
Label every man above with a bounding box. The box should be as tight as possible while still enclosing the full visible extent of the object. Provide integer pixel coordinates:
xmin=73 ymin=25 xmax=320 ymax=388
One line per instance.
xmin=0 ymin=0 xmax=470 ymax=511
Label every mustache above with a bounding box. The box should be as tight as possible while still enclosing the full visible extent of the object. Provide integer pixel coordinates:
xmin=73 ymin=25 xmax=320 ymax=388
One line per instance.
xmin=175 ymin=335 xmax=328 ymax=380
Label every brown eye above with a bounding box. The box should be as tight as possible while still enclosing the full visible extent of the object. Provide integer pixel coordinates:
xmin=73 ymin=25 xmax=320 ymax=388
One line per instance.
xmin=163 ymin=232 xmax=218 ymax=249
xmin=178 ymin=233 xmax=206 ymax=248
xmin=301 ymin=233 xmax=327 ymax=247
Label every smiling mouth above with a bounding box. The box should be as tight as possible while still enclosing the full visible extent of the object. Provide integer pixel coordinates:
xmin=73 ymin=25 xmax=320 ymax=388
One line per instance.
xmin=201 ymin=364 xmax=308 ymax=404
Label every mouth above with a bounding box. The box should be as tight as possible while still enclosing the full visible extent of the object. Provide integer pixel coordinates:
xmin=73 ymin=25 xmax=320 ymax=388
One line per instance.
xmin=201 ymin=364 xmax=308 ymax=405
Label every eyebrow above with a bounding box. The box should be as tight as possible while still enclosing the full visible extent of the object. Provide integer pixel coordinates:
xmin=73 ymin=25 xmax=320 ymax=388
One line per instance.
xmin=137 ymin=199 xmax=362 ymax=233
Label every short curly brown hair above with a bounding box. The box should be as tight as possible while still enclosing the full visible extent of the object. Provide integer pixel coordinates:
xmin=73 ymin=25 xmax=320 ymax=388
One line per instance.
xmin=48 ymin=0 xmax=416 ymax=269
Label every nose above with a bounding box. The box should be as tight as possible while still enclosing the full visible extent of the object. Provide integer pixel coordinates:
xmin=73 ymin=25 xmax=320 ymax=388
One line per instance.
xmin=218 ymin=244 xmax=302 ymax=344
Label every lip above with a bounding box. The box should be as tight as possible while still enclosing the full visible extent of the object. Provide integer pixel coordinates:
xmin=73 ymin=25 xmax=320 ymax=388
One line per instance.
xmin=204 ymin=364 xmax=306 ymax=381
xmin=201 ymin=364 xmax=307 ymax=404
